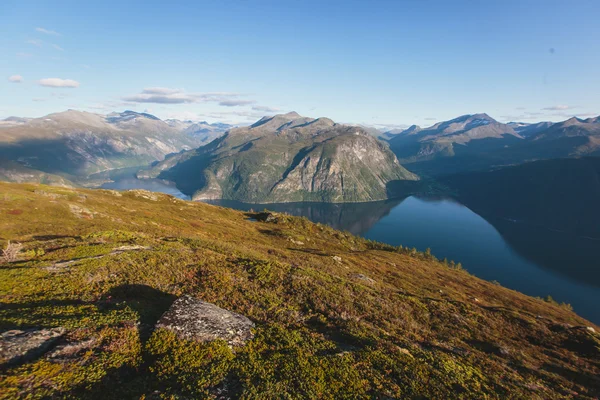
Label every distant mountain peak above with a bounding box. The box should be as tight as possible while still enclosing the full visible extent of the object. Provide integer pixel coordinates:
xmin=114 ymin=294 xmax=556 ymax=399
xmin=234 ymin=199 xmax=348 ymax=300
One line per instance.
xmin=404 ymin=124 xmax=421 ymax=133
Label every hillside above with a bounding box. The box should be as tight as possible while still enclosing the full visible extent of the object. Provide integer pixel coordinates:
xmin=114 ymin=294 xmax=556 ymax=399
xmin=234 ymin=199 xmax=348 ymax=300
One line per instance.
xmin=442 ymin=157 xmax=600 ymax=238
xmin=0 ymin=182 xmax=599 ymax=399
xmin=0 ymin=110 xmax=207 ymax=184
xmin=139 ymin=113 xmax=418 ymax=203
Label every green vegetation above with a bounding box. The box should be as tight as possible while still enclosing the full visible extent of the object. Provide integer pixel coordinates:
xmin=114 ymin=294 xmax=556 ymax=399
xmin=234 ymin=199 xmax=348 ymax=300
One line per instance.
xmin=144 ymin=114 xmax=419 ymax=203
xmin=0 ymin=182 xmax=599 ymax=399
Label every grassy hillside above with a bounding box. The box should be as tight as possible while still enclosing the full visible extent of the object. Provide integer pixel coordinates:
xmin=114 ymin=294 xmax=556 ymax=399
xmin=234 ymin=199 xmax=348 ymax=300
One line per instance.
xmin=0 ymin=182 xmax=599 ymax=399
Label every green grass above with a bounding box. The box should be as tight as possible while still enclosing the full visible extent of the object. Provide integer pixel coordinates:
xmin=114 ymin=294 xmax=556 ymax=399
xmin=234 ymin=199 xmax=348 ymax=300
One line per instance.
xmin=0 ymin=182 xmax=599 ymax=399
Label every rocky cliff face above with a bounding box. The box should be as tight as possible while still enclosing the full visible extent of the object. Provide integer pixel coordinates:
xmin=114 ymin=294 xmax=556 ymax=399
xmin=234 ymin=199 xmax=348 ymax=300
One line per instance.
xmin=145 ymin=113 xmax=418 ymax=203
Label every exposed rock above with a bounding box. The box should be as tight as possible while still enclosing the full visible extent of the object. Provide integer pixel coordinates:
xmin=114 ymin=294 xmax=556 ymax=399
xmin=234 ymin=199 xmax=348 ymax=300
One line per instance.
xmin=101 ymin=189 xmax=123 ymax=197
xmin=69 ymin=203 xmax=95 ymax=219
xmin=332 ymin=256 xmax=342 ymax=263
xmin=156 ymin=295 xmax=254 ymax=347
xmin=34 ymin=190 xmax=68 ymax=200
xmin=45 ymin=246 xmax=151 ymax=273
xmin=45 ymin=257 xmax=102 ymax=272
xmin=128 ymin=189 xmax=159 ymax=201
xmin=48 ymin=337 xmax=97 ymax=363
xmin=112 ymin=245 xmax=152 ymax=253
xmin=0 ymin=328 xmax=65 ymax=365
xmin=287 ymin=237 xmax=304 ymax=245
xmin=350 ymin=273 xmax=375 ymax=284
xmin=397 ymin=347 xmax=413 ymax=357
xmin=253 ymin=212 xmax=279 ymax=223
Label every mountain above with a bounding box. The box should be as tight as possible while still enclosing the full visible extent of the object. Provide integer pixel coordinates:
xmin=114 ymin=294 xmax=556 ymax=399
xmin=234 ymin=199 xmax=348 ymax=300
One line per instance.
xmin=182 ymin=121 xmax=233 ymax=143
xmin=1 ymin=181 xmax=598 ymax=398
xmin=381 ymin=124 xmax=421 ymax=140
xmin=0 ymin=116 xmax=31 ymax=127
xmin=530 ymin=116 xmax=600 ymax=141
xmin=139 ymin=112 xmax=419 ymax=203
xmin=0 ymin=159 xmax=75 ymax=187
xmin=388 ymin=113 xmax=521 ymax=165
xmin=442 ymin=157 xmax=600 ymax=238
xmin=507 ymin=121 xmax=553 ymax=137
xmin=390 ymin=114 xmax=600 ymax=176
xmin=0 ymin=110 xmax=207 ymax=185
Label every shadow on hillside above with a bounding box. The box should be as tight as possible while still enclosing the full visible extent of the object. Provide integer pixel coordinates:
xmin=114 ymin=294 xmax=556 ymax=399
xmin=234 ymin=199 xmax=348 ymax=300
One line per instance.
xmin=101 ymin=284 xmax=176 ymax=341
xmin=2 ymin=284 xmax=177 ymax=398
xmin=1 ymin=283 xmax=175 ymax=336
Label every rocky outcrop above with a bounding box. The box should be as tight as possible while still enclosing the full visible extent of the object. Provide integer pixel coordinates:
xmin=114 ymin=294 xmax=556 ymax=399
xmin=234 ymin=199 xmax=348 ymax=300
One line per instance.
xmin=156 ymin=296 xmax=254 ymax=346
xmin=0 ymin=328 xmax=65 ymax=365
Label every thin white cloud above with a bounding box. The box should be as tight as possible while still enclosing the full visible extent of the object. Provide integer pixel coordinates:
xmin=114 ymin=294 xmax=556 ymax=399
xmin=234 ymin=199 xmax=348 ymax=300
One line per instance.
xmin=219 ymin=100 xmax=256 ymax=107
xmin=542 ymin=105 xmax=573 ymax=111
xmin=27 ymin=39 xmax=43 ymax=47
xmin=369 ymin=123 xmax=410 ymax=131
xmin=8 ymin=75 xmax=23 ymax=83
xmin=38 ymin=78 xmax=80 ymax=88
xmin=123 ymin=87 xmax=247 ymax=105
xmin=199 ymin=110 xmax=272 ymax=122
xmin=32 ymin=98 xmax=47 ymax=102
xmin=16 ymin=52 xmax=33 ymax=58
xmin=145 ymin=87 xmax=179 ymax=95
xmin=252 ymin=105 xmax=280 ymax=112
xmin=51 ymin=44 xmax=64 ymax=51
xmin=36 ymin=27 xmax=61 ymax=36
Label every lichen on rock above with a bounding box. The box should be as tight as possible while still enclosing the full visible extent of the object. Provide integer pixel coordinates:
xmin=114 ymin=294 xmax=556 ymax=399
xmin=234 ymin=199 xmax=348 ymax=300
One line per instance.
xmin=156 ymin=295 xmax=254 ymax=347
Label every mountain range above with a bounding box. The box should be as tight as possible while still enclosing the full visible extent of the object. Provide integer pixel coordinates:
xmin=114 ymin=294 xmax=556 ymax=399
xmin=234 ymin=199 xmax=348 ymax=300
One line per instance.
xmin=0 ymin=110 xmax=231 ymax=186
xmin=387 ymin=113 xmax=600 ymax=176
xmin=1 ymin=108 xmax=600 ymax=209
xmin=139 ymin=112 xmax=418 ymax=203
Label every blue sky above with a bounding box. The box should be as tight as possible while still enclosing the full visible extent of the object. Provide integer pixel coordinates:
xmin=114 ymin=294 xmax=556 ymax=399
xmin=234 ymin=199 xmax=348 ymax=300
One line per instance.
xmin=1 ymin=0 xmax=599 ymax=128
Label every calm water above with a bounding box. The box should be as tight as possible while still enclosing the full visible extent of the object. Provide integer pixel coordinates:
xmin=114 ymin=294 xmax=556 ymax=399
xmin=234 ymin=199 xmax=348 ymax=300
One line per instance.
xmin=101 ymin=176 xmax=600 ymax=323
xmin=98 ymin=169 xmax=191 ymax=200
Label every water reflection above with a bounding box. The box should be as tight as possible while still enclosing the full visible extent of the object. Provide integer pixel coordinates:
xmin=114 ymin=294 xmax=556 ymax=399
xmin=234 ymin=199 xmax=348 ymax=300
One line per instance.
xmin=97 ymin=168 xmax=190 ymax=200
xmin=208 ymin=196 xmax=600 ymax=323
xmin=204 ymin=199 xmax=402 ymax=235
xmin=485 ymin=217 xmax=600 ymax=288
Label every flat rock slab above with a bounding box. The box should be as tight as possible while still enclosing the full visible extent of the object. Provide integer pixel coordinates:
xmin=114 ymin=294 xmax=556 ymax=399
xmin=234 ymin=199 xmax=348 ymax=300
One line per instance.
xmin=156 ymin=296 xmax=254 ymax=347
xmin=0 ymin=328 xmax=65 ymax=365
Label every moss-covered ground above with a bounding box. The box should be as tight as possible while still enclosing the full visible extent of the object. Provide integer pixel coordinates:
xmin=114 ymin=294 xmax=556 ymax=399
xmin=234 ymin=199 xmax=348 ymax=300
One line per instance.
xmin=0 ymin=182 xmax=598 ymax=399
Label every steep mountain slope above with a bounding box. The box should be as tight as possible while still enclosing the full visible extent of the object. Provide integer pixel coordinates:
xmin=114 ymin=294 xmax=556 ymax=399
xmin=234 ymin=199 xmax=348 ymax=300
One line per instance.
xmin=0 ymin=110 xmax=203 ymax=183
xmin=141 ymin=112 xmax=419 ymax=203
xmin=442 ymin=157 xmax=600 ymax=238
xmin=0 ymin=182 xmax=598 ymax=399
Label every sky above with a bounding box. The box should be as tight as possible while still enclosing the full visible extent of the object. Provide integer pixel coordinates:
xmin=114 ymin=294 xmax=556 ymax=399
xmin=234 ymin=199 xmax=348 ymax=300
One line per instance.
xmin=1 ymin=0 xmax=600 ymax=129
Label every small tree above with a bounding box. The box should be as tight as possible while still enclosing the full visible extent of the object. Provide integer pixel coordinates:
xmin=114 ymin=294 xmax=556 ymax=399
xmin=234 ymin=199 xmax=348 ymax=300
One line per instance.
xmin=2 ymin=240 xmax=23 ymax=262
